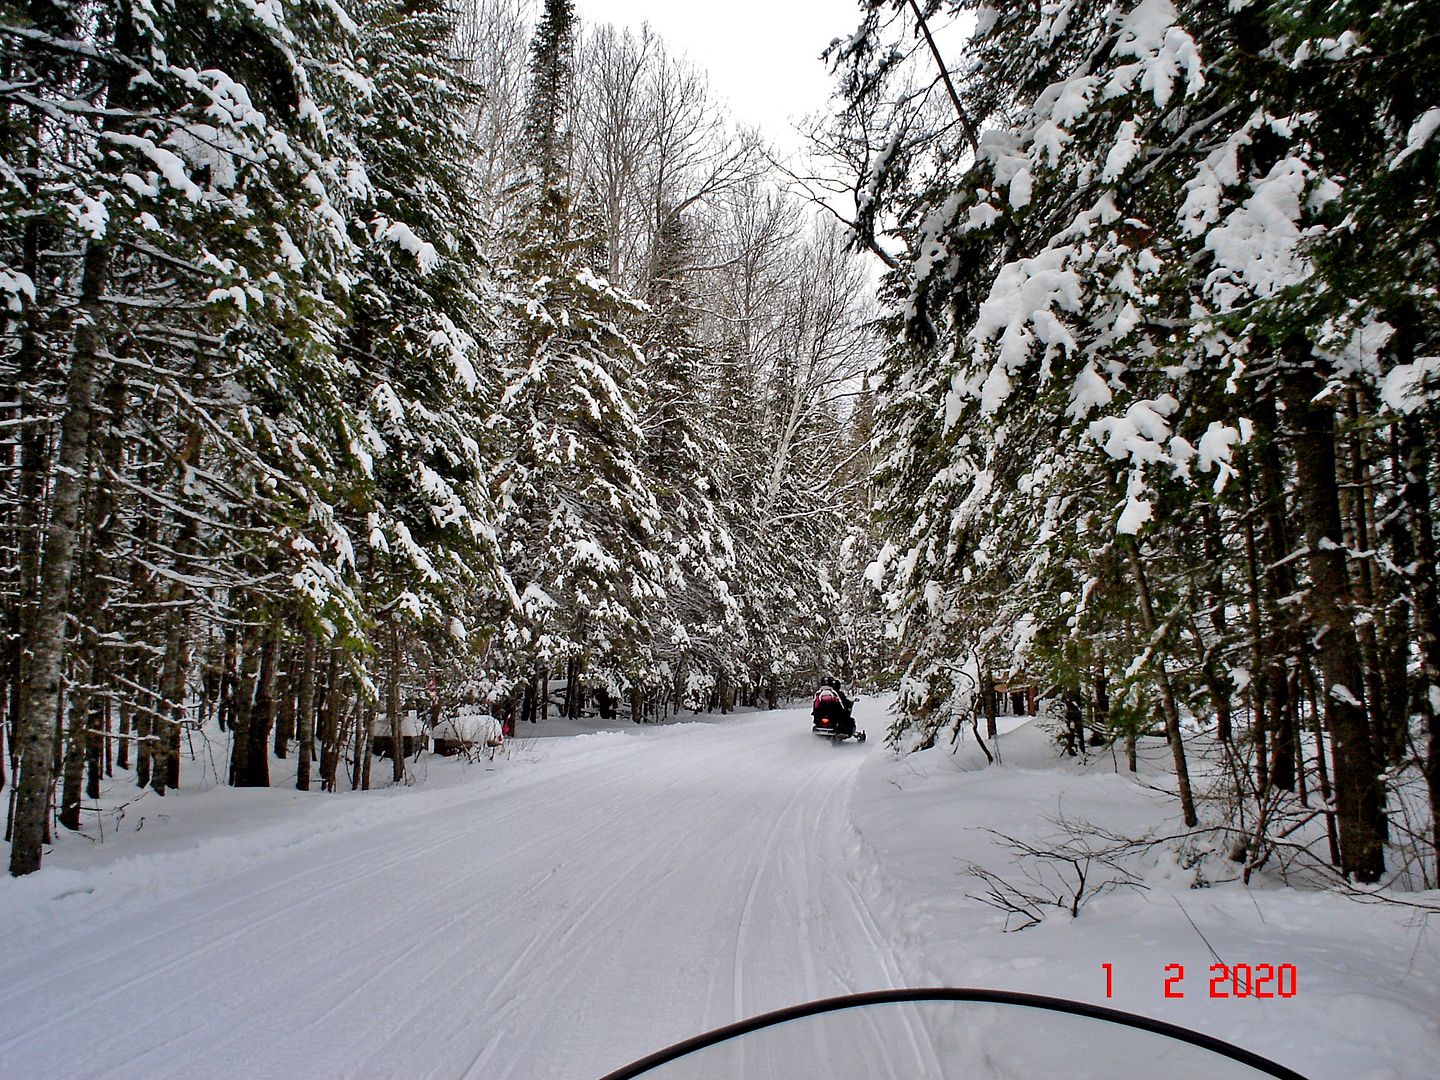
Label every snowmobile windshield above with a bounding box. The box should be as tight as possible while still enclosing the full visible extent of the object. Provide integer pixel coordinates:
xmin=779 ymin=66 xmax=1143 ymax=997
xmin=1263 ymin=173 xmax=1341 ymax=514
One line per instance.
xmin=598 ymin=988 xmax=1309 ymax=1080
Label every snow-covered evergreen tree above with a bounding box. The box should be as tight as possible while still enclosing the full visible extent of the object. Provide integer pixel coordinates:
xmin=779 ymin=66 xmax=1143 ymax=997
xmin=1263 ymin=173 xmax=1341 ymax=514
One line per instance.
xmin=841 ymin=0 xmax=1439 ymax=883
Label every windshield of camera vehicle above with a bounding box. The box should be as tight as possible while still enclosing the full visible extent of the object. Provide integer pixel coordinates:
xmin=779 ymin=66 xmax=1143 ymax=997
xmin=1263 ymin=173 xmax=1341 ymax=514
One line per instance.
xmin=611 ymin=995 xmax=1304 ymax=1079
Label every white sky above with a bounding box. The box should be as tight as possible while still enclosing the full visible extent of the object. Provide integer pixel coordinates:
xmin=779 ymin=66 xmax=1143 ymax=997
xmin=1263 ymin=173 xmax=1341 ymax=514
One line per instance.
xmin=574 ymin=0 xmax=859 ymax=149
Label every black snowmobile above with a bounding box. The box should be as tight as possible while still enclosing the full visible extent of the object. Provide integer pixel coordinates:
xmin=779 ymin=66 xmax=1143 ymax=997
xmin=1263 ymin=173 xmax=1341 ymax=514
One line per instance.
xmin=811 ymin=680 xmax=865 ymax=743
xmin=811 ymin=711 xmax=866 ymax=743
xmin=599 ymin=988 xmax=1311 ymax=1079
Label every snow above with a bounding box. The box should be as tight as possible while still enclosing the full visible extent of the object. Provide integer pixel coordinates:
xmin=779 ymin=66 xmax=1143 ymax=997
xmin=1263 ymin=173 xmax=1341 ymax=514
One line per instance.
xmin=1108 ymin=0 xmax=1204 ymax=108
xmin=971 ymin=247 xmax=1083 ymax=412
xmin=1101 ymin=120 xmax=1141 ymax=182
xmin=369 ymin=708 xmax=426 ymax=738
xmin=1380 ymin=357 xmax=1440 ymax=415
xmin=1195 ymin=420 xmax=1244 ymax=492
xmin=1008 ymin=166 xmax=1033 ymax=209
xmin=380 ymin=220 xmax=440 ymax=273
xmin=851 ymin=719 xmax=1440 ymax=1080
xmin=0 ymin=699 xmax=1434 ymax=1078
xmin=430 ymin=709 xmax=502 ymax=744
xmin=1086 ymin=394 xmax=1179 ymax=464
xmin=103 ymin=131 xmax=204 ymax=202
xmin=1203 ymin=156 xmax=1317 ymax=309
xmin=0 ymin=268 xmax=35 ymax=311
xmin=1116 ymin=472 xmax=1153 ymax=534
xmin=1391 ymin=107 xmax=1440 ymax=170
xmin=1067 ymin=362 xmax=1114 ymax=420
xmin=73 ymin=193 xmax=109 ymax=239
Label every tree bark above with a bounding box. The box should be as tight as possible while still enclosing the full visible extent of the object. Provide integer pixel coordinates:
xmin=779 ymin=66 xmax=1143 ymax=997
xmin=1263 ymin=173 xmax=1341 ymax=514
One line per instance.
xmin=113 ymin=700 xmax=129 ymax=777
xmin=564 ymin=655 xmax=581 ymax=719
xmin=153 ymin=495 xmax=198 ymax=796
xmin=1380 ymin=427 xmax=1415 ymax=765
xmin=1283 ymin=364 xmax=1386 ymax=882
xmin=230 ymin=633 xmax=271 ymax=787
xmin=8 ymin=119 xmax=55 ymax=802
xmin=296 ymin=636 xmax=316 ymax=791
xmin=1252 ymin=395 xmax=1297 ymax=791
xmin=319 ymin=649 xmax=341 ymax=792
xmin=387 ymin=621 xmax=404 ymax=784
xmin=358 ymin=706 xmax=372 ymax=791
xmin=10 ymin=237 xmax=113 ymax=875
xmin=273 ymin=646 xmax=295 ymax=760
xmin=981 ymin=668 xmax=998 ymax=742
xmin=1124 ymin=537 xmax=1198 ymax=827
xmin=1341 ymin=391 xmax=1389 ymax=760
xmin=1399 ymin=416 xmax=1440 ymax=862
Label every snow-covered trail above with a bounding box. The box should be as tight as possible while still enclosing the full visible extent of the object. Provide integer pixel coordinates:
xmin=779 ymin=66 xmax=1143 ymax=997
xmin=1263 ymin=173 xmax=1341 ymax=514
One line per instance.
xmin=0 ymin=702 xmax=905 ymax=1079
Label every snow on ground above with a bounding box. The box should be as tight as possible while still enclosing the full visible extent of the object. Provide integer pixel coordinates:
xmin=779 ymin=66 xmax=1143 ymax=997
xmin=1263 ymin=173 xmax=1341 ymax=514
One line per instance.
xmin=0 ymin=697 xmax=1435 ymax=1078
xmin=850 ymin=714 xmax=1440 ymax=1080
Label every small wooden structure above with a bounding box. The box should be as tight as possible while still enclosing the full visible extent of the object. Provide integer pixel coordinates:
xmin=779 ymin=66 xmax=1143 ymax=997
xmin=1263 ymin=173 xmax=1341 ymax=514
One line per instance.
xmin=371 ymin=709 xmax=426 ymax=759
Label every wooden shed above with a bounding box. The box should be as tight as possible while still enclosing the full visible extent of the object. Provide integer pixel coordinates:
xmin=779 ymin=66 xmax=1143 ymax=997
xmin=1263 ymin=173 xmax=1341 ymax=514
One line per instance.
xmin=370 ymin=709 xmax=426 ymax=760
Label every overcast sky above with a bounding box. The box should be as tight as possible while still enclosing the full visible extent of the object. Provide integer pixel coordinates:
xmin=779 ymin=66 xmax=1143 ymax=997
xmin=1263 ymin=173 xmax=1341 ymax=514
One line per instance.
xmin=574 ymin=1 xmax=859 ymax=149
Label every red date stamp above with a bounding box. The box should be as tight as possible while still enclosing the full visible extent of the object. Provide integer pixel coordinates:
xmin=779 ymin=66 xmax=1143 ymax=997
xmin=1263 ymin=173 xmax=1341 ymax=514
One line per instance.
xmin=1103 ymin=963 xmax=1297 ymax=999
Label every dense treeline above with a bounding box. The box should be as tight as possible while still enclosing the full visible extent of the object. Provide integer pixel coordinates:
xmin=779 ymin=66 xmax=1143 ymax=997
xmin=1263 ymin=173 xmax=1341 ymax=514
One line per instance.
xmin=835 ymin=0 xmax=1439 ymax=886
xmin=0 ymin=0 xmax=876 ymax=874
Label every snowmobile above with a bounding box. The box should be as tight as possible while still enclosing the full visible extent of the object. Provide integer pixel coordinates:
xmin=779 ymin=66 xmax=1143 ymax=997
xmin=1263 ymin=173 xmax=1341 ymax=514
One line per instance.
xmin=811 ymin=712 xmax=865 ymax=743
xmin=598 ymin=987 xmax=1311 ymax=1079
xmin=812 ymin=681 xmax=865 ymax=743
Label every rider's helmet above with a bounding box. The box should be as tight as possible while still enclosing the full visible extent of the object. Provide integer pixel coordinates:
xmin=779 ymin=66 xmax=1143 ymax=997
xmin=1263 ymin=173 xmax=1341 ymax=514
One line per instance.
xmin=819 ymin=674 xmax=838 ymax=689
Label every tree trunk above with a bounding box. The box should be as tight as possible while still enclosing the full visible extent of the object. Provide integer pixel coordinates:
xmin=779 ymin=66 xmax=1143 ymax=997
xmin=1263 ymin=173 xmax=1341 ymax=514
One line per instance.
xmin=230 ymin=633 xmax=274 ymax=788
xmin=1252 ymin=396 xmax=1296 ymax=791
xmin=1399 ymin=416 xmax=1440 ymax=862
xmin=1341 ymin=391 xmax=1389 ymax=760
xmin=273 ymin=646 xmax=295 ymax=760
xmin=358 ymin=707 xmax=372 ymax=791
xmin=296 ymin=636 xmax=316 ymax=791
xmin=1061 ymin=687 xmax=1082 ymax=757
xmin=1302 ymin=660 xmax=1342 ymax=866
xmin=9 ymin=237 xmax=113 ymax=876
xmin=1199 ymin=504 xmax=1234 ymax=743
xmin=217 ymin=627 xmax=237 ymax=732
xmin=521 ymin=675 xmax=536 ymax=725
xmin=1380 ymin=427 xmax=1415 ymax=765
xmin=59 ymin=709 xmax=86 ymax=831
xmin=564 ymin=656 xmax=580 ymax=719
xmin=1239 ymin=467 xmax=1265 ymax=758
xmin=153 ymin=494 xmax=197 ymax=796
xmin=8 ymin=157 xmax=50 ymax=804
xmin=75 ymin=373 xmax=125 ymax=807
xmin=387 ymin=620 xmax=404 ymax=784
xmin=117 ymin=701 xmax=131 ymax=774
xmin=1124 ymin=537 xmax=1198 ymax=827
xmin=1283 ymin=364 xmax=1386 ymax=882
xmin=981 ymin=668 xmax=998 ymax=742
xmin=318 ymin=649 xmax=341 ymax=793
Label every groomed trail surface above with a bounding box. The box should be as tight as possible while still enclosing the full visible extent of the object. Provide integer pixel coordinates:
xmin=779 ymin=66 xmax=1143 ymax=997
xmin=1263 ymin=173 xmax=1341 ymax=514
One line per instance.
xmin=0 ymin=702 xmax=900 ymax=1079
xmin=2 ymin=701 xmax=1436 ymax=1079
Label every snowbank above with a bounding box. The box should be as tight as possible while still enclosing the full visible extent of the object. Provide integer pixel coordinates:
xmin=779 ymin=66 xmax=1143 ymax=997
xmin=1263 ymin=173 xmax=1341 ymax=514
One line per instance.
xmin=431 ymin=710 xmax=503 ymax=745
xmin=848 ymin=715 xmax=1440 ymax=1080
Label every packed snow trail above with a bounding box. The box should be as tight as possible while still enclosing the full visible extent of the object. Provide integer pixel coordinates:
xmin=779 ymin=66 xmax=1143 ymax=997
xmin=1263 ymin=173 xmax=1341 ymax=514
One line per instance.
xmin=0 ymin=702 xmax=906 ymax=1078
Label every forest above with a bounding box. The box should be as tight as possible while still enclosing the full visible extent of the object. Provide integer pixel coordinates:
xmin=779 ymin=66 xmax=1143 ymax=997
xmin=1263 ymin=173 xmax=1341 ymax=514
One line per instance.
xmin=836 ymin=0 xmax=1440 ymax=891
xmin=3 ymin=0 xmax=1439 ymax=905
xmin=0 ymin=0 xmax=879 ymax=875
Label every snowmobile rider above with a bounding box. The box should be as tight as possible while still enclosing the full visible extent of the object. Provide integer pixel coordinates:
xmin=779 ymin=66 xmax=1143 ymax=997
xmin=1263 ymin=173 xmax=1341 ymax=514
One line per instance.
xmin=812 ymin=675 xmax=855 ymax=737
